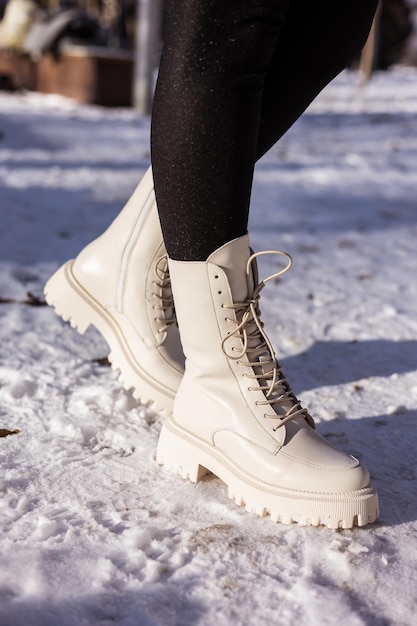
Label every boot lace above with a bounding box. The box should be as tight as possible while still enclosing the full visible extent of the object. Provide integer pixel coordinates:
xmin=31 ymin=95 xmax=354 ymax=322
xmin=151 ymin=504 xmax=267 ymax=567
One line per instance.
xmin=151 ymin=255 xmax=176 ymax=333
xmin=221 ymin=250 xmax=313 ymax=430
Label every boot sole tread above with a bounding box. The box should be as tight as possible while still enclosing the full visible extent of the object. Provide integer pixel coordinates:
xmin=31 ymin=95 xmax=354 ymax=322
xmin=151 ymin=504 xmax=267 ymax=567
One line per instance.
xmin=157 ymin=418 xmax=379 ymax=529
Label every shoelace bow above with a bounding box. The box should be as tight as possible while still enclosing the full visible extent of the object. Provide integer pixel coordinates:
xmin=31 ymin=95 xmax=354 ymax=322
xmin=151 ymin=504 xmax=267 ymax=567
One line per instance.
xmin=152 ymin=255 xmax=176 ymax=333
xmin=221 ymin=250 xmax=312 ymax=430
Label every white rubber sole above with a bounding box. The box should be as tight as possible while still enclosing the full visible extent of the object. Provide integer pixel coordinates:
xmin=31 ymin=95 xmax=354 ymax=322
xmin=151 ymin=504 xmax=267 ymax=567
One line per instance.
xmin=157 ymin=418 xmax=379 ymax=529
xmin=44 ymin=260 xmax=176 ymax=414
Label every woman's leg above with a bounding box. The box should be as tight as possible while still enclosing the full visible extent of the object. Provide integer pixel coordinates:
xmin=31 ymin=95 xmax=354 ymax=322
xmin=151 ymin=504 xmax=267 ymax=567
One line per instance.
xmin=256 ymin=0 xmax=378 ymax=157
xmin=151 ymin=0 xmax=377 ymax=260
xmin=151 ymin=0 xmax=291 ymax=261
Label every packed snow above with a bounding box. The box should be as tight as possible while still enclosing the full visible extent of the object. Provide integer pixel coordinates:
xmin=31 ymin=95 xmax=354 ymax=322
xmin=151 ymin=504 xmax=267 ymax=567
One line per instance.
xmin=0 ymin=67 xmax=417 ymax=625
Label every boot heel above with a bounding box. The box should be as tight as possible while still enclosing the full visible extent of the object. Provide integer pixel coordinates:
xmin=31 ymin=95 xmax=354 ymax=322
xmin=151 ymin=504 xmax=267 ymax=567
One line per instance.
xmin=44 ymin=261 xmax=94 ymax=335
xmin=156 ymin=421 xmax=210 ymax=483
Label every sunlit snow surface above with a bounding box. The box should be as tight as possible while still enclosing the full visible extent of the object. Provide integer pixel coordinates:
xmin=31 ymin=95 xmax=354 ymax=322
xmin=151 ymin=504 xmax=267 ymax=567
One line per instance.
xmin=0 ymin=68 xmax=416 ymax=625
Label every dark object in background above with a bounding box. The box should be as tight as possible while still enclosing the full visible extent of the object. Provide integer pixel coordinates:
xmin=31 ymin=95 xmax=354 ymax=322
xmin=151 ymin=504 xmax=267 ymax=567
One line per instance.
xmin=0 ymin=0 xmax=8 ymax=21
xmin=23 ymin=8 xmax=103 ymax=58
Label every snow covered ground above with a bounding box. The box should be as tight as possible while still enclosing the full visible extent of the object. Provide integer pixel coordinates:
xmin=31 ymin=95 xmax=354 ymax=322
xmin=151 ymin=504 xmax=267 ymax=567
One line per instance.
xmin=0 ymin=67 xmax=417 ymax=625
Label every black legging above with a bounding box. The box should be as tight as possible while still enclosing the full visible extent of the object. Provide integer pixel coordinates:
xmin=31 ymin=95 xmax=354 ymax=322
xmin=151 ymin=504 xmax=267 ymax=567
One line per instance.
xmin=151 ymin=0 xmax=378 ymax=261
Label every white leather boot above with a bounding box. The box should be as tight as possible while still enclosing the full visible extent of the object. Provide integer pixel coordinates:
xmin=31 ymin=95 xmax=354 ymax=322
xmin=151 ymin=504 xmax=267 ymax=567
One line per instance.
xmin=157 ymin=235 xmax=379 ymax=528
xmin=44 ymin=167 xmax=184 ymax=413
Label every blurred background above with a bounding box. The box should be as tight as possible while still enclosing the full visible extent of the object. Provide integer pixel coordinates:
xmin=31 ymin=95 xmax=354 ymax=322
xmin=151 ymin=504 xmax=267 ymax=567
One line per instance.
xmin=0 ymin=0 xmax=162 ymax=111
xmin=0 ymin=0 xmax=416 ymax=112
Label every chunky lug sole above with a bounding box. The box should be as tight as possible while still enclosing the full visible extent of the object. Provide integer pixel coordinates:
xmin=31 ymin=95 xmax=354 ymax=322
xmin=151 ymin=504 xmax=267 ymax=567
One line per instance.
xmin=44 ymin=260 xmax=175 ymax=414
xmin=157 ymin=418 xmax=379 ymax=529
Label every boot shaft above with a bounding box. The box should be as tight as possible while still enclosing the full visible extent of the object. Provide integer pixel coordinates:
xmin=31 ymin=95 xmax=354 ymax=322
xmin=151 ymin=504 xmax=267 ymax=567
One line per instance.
xmin=72 ymin=168 xmax=174 ymax=349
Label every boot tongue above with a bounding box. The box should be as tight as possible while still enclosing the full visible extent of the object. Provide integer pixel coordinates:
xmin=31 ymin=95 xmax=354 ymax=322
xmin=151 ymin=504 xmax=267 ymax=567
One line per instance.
xmin=209 ymin=236 xmax=279 ymax=401
xmin=209 ymin=237 xmax=308 ymax=424
xmin=207 ymin=235 xmax=251 ymax=302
